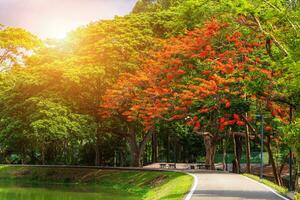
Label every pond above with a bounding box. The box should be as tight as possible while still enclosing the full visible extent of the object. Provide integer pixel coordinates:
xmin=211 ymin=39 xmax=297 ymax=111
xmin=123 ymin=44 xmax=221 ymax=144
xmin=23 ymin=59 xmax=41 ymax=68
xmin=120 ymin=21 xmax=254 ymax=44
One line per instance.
xmin=0 ymin=181 xmax=140 ymax=200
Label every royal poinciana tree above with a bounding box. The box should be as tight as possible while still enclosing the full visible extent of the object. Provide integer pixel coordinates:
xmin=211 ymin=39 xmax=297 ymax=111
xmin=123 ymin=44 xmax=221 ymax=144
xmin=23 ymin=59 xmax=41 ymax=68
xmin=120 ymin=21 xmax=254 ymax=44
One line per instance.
xmin=101 ymin=20 xmax=289 ymax=169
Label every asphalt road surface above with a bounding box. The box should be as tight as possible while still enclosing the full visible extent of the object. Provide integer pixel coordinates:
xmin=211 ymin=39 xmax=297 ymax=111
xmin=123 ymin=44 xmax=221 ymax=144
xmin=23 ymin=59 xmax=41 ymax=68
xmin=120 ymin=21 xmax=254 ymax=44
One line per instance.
xmin=189 ymin=172 xmax=288 ymax=200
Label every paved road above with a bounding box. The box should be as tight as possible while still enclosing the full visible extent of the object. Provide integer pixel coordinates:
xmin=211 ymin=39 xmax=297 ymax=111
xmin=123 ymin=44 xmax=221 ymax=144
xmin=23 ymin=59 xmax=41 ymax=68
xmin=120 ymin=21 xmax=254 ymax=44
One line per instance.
xmin=189 ymin=172 xmax=288 ymax=200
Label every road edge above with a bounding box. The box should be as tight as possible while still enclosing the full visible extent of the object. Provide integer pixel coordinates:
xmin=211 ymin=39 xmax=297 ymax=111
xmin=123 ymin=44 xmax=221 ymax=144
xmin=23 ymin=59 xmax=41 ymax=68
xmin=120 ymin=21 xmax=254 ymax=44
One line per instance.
xmin=241 ymin=175 xmax=291 ymax=200
xmin=184 ymin=173 xmax=198 ymax=200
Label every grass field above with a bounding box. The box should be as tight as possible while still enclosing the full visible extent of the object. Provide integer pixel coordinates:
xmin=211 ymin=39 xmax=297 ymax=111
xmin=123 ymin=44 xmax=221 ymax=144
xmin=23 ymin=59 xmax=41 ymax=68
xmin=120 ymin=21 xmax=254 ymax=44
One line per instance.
xmin=0 ymin=165 xmax=193 ymax=200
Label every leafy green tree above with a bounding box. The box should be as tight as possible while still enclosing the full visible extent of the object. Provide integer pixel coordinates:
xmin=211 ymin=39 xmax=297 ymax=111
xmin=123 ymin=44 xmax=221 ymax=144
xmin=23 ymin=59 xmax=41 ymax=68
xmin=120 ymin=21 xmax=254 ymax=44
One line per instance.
xmin=0 ymin=25 xmax=40 ymax=70
xmin=29 ymin=97 xmax=95 ymax=164
xmin=282 ymin=119 xmax=300 ymax=191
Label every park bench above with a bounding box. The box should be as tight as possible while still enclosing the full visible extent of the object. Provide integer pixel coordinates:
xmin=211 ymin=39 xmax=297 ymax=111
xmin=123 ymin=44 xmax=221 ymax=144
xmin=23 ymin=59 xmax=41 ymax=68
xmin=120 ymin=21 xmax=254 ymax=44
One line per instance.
xmin=159 ymin=163 xmax=176 ymax=169
xmin=160 ymin=163 xmax=167 ymax=168
xmin=168 ymin=163 xmax=176 ymax=169
xmin=196 ymin=163 xmax=211 ymax=169
xmin=189 ymin=163 xmax=211 ymax=170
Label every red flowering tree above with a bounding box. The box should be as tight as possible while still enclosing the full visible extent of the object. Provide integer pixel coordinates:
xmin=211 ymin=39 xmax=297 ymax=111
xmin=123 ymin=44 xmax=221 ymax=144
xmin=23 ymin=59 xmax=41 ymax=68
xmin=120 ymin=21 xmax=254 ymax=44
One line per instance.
xmin=101 ymin=20 xmax=288 ymax=168
xmin=101 ymin=20 xmax=224 ymax=166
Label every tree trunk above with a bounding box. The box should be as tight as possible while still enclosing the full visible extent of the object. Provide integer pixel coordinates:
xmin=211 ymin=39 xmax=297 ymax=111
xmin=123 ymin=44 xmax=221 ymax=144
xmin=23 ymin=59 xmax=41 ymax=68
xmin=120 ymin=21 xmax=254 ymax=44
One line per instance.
xmin=167 ymin=133 xmax=170 ymax=163
xmin=204 ymin=134 xmax=216 ymax=170
xmin=128 ymin=126 xmax=153 ymax=167
xmin=130 ymin=148 xmax=142 ymax=167
xmin=151 ymin=131 xmax=158 ymax=163
xmin=236 ymin=135 xmax=243 ymax=172
xmin=279 ymin=154 xmax=289 ymax=176
xmin=295 ymin=163 xmax=300 ymax=192
xmin=232 ymin=132 xmax=240 ymax=173
xmin=94 ymin=141 xmax=101 ymax=166
xmin=94 ymin=126 xmax=101 ymax=166
xmin=266 ymin=136 xmax=283 ymax=186
xmin=94 ymin=146 xmax=100 ymax=166
xmin=119 ymin=149 xmax=125 ymax=167
xmin=128 ymin=141 xmax=149 ymax=167
xmin=245 ymin=115 xmax=251 ymax=173
xmin=222 ymin=138 xmax=227 ymax=171
xmin=178 ymin=145 xmax=182 ymax=162
xmin=41 ymin=145 xmax=45 ymax=165
xmin=128 ymin=132 xmax=140 ymax=167
xmin=174 ymin=138 xmax=178 ymax=163
xmin=295 ymin=174 xmax=300 ymax=192
xmin=211 ymin=142 xmax=216 ymax=169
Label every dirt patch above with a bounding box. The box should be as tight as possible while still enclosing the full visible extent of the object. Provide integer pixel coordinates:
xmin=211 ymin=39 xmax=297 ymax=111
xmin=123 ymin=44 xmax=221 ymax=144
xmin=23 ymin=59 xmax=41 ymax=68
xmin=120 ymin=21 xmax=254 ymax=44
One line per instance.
xmin=13 ymin=168 xmax=124 ymax=183
xmin=78 ymin=170 xmax=105 ymax=182
xmin=43 ymin=168 xmax=99 ymax=182
xmin=143 ymin=175 xmax=168 ymax=187
xmin=10 ymin=167 xmax=101 ymax=182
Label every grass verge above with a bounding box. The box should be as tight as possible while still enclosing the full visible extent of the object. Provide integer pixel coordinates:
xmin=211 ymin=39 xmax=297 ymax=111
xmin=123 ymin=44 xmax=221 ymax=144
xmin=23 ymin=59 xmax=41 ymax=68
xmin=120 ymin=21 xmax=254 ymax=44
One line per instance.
xmin=295 ymin=192 xmax=300 ymax=200
xmin=0 ymin=165 xmax=193 ymax=200
xmin=243 ymin=173 xmax=288 ymax=195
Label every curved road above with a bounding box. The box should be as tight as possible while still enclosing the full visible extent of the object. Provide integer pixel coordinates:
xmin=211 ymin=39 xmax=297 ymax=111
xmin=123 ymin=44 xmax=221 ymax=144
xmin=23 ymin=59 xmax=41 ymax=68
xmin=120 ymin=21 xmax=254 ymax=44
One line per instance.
xmin=188 ymin=172 xmax=289 ymax=200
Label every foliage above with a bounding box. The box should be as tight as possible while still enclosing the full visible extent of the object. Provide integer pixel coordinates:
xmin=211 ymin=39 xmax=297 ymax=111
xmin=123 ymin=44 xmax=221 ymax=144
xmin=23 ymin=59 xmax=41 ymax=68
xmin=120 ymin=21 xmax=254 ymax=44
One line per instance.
xmin=0 ymin=0 xmax=299 ymax=170
xmin=30 ymin=98 xmax=93 ymax=139
xmin=0 ymin=26 xmax=40 ymax=70
xmin=132 ymin=0 xmax=184 ymax=13
xmin=281 ymin=119 xmax=300 ymax=163
xmin=101 ymin=19 xmax=286 ymax=135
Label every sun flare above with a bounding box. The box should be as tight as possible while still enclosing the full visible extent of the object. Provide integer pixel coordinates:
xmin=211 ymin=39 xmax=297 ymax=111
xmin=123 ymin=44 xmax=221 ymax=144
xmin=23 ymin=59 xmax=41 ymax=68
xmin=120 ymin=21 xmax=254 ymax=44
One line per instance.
xmin=41 ymin=20 xmax=74 ymax=39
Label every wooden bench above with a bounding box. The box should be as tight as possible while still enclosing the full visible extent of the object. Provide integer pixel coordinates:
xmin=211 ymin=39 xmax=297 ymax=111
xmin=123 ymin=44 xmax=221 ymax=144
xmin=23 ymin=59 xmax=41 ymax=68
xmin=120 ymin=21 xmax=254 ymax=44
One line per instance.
xmin=197 ymin=163 xmax=211 ymax=169
xmin=188 ymin=163 xmax=211 ymax=170
xmin=168 ymin=163 xmax=176 ymax=169
xmin=160 ymin=163 xmax=167 ymax=168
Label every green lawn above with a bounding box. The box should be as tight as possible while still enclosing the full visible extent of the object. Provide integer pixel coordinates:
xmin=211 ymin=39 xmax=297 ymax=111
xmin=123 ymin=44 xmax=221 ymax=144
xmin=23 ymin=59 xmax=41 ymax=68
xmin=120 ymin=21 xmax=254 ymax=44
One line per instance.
xmin=243 ymin=173 xmax=288 ymax=195
xmin=0 ymin=165 xmax=193 ymax=200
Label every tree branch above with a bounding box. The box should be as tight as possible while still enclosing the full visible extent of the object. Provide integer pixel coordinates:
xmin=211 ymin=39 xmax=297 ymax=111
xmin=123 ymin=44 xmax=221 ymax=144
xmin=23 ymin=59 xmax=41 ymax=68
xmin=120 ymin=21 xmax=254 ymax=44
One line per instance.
xmin=254 ymin=16 xmax=289 ymax=57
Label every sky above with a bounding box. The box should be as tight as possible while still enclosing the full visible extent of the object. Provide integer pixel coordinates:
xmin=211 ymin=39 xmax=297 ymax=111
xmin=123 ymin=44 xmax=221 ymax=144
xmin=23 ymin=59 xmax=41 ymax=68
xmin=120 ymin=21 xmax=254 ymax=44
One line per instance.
xmin=0 ymin=0 xmax=138 ymax=39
